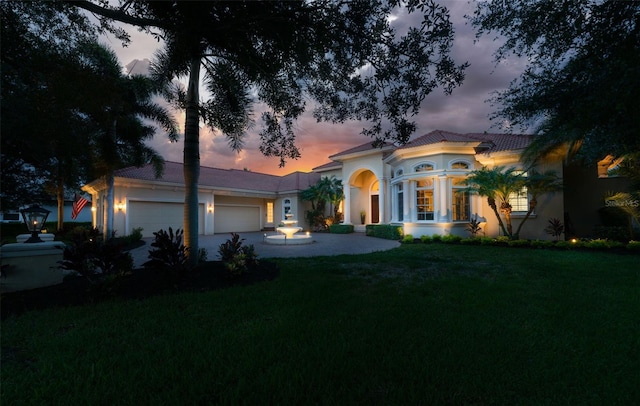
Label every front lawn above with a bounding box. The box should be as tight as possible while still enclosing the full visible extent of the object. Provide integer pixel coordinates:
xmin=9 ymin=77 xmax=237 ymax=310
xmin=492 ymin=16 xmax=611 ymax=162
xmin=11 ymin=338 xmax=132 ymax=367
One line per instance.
xmin=2 ymin=244 xmax=638 ymax=404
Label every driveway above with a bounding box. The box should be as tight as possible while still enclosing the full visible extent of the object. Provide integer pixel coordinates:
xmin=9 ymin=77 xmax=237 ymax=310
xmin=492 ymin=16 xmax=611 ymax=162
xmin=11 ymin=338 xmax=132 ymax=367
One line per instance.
xmin=129 ymin=232 xmax=400 ymax=267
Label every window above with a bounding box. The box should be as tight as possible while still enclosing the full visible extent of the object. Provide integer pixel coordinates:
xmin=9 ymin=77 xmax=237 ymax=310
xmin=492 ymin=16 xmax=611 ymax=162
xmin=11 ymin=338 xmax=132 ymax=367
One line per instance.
xmin=414 ymin=163 xmax=434 ymax=172
xmin=396 ymin=183 xmax=404 ymax=221
xmin=283 ymin=198 xmax=292 ymax=218
xmin=416 ymin=179 xmax=434 ymax=221
xmin=452 ymin=178 xmax=470 ymax=221
xmin=266 ymin=202 xmax=274 ymax=223
xmin=508 ymin=171 xmax=529 ymax=212
xmin=451 ymin=161 xmax=469 ymax=169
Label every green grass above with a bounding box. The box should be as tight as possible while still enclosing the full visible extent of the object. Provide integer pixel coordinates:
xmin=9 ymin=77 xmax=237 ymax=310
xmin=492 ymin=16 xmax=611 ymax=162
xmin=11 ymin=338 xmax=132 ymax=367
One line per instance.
xmin=2 ymin=244 xmax=639 ymax=404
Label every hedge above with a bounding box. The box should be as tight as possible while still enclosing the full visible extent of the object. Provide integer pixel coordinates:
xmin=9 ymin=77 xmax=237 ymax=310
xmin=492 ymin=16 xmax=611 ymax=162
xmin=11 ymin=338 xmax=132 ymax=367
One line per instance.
xmin=329 ymin=224 xmax=354 ymax=234
xmin=365 ymin=224 xmax=403 ymax=240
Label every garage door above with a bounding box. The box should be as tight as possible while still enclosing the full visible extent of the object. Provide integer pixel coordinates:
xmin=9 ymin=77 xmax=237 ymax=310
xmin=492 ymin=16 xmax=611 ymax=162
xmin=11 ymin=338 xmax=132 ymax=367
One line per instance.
xmin=129 ymin=202 xmax=204 ymax=237
xmin=215 ymin=206 xmax=260 ymax=233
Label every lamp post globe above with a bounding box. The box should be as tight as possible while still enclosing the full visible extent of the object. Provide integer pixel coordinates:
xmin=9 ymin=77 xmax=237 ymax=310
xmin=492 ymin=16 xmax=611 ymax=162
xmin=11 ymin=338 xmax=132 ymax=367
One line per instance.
xmin=20 ymin=204 xmax=51 ymax=243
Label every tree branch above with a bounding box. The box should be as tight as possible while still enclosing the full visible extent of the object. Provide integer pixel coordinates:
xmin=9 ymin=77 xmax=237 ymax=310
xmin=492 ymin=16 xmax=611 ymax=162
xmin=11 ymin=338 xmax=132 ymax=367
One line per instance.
xmin=69 ymin=0 xmax=167 ymax=29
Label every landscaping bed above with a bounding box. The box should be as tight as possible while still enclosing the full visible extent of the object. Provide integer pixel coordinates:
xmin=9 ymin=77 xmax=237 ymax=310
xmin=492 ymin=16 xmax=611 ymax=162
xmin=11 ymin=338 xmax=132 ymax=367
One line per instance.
xmin=1 ymin=260 xmax=279 ymax=320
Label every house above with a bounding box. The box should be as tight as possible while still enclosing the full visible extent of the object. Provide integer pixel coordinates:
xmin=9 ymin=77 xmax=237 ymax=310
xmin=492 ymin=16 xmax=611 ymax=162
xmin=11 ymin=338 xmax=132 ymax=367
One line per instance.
xmin=84 ymin=129 xmax=626 ymax=240
xmin=82 ymin=163 xmax=321 ymax=237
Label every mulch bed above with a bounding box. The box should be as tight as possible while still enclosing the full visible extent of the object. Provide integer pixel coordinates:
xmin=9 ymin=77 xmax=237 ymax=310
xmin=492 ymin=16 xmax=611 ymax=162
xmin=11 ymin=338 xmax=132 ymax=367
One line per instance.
xmin=1 ymin=260 xmax=279 ymax=320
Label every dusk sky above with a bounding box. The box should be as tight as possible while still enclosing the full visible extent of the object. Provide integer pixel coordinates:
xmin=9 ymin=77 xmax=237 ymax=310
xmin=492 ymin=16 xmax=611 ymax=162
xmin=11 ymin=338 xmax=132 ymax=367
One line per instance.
xmin=102 ymin=0 xmax=527 ymax=176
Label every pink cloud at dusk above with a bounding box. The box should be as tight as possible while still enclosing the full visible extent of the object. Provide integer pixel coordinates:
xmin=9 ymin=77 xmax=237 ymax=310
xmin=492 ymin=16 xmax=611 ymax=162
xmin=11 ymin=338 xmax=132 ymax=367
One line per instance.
xmin=105 ymin=1 xmax=526 ymax=177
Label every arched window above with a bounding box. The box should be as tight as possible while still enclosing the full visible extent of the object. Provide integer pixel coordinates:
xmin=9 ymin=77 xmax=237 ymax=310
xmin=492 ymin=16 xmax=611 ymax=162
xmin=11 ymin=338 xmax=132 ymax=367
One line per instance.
xmin=395 ymin=168 xmax=404 ymax=177
xmin=450 ymin=161 xmax=470 ymax=170
xmin=414 ymin=163 xmax=434 ymax=172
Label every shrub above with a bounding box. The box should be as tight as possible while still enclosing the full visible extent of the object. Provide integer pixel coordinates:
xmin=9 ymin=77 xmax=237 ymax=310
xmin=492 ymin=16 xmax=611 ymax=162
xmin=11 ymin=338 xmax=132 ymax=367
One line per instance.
xmin=627 ymin=240 xmax=640 ymax=252
xmin=144 ymin=228 xmax=191 ymax=282
xmin=593 ymin=226 xmax=629 ymax=242
xmin=466 ymin=218 xmax=483 ymax=237
xmin=495 ymin=236 xmax=510 ymax=245
xmin=58 ymin=227 xmax=133 ymax=295
xmin=531 ymin=240 xmax=554 ymax=249
xmin=365 ymin=224 xmax=403 ymax=240
xmin=460 ymin=237 xmax=481 ymax=245
xmin=401 ymin=234 xmax=415 ymax=244
xmin=198 ymin=248 xmax=208 ymax=263
xmin=479 ymin=237 xmax=496 ymax=245
xmin=586 ymin=238 xmax=610 ymax=249
xmin=218 ymin=233 xmax=259 ymax=277
xmin=420 ymin=235 xmax=432 ymax=244
xmin=129 ymin=227 xmax=143 ymax=241
xmin=544 ymin=218 xmax=564 ymax=240
xmin=441 ymin=235 xmax=462 ymax=244
xmin=507 ymin=239 xmax=530 ymax=248
xmin=431 ymin=234 xmax=442 ymax=243
xmin=329 ymin=224 xmax=354 ymax=234
xmin=554 ymin=240 xmax=574 ymax=250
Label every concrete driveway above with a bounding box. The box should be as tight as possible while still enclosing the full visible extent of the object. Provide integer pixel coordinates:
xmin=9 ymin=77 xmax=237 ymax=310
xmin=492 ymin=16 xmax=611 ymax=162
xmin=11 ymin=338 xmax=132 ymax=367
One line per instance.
xmin=129 ymin=232 xmax=400 ymax=267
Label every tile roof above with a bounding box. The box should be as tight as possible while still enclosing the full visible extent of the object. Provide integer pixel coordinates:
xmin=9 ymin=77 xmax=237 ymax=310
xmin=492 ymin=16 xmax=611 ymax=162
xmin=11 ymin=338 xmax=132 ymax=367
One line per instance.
xmin=329 ymin=141 xmax=395 ymax=159
xmin=114 ymin=161 xmax=319 ymax=193
xmin=312 ymin=161 xmax=343 ymax=171
xmin=395 ymin=130 xmax=533 ymax=153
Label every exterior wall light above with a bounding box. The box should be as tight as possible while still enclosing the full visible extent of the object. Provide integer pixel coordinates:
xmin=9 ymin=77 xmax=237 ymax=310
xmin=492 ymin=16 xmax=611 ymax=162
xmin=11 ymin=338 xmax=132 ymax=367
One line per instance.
xmin=19 ymin=204 xmax=51 ymax=243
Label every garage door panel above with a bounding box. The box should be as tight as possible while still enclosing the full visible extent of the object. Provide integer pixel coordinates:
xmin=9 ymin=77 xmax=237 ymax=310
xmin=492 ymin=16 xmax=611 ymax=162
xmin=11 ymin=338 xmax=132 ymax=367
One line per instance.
xmin=216 ymin=206 xmax=260 ymax=233
xmin=129 ymin=202 xmax=204 ymax=237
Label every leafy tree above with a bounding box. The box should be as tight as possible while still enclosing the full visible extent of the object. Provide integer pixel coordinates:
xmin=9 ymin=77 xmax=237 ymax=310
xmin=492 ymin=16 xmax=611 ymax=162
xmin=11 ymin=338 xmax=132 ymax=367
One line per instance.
xmin=469 ymin=0 xmax=640 ymax=163
xmin=1 ymin=2 xmax=176 ymax=236
xmin=72 ymin=0 xmax=468 ymax=265
xmin=74 ymin=41 xmax=177 ymax=239
xmin=1 ymin=1 xmax=98 ymax=223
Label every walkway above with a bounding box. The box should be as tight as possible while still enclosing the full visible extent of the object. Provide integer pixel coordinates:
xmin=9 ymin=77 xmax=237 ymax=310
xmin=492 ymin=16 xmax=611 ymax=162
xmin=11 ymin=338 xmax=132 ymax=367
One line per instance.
xmin=129 ymin=232 xmax=400 ymax=267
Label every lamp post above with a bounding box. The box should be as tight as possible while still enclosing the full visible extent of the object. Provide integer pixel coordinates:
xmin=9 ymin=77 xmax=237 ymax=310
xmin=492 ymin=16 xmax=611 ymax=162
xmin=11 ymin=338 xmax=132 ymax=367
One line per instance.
xmin=20 ymin=204 xmax=51 ymax=243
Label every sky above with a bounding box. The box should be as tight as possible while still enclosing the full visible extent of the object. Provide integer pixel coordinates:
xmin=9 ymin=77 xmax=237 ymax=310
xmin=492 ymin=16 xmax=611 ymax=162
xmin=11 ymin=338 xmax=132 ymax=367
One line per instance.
xmin=101 ymin=0 xmax=526 ymax=176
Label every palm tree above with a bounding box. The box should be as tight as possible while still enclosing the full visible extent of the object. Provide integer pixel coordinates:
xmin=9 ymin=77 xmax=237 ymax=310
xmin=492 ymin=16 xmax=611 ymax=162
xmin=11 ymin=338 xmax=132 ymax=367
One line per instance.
xmin=513 ymin=169 xmax=562 ymax=239
xmin=463 ymin=166 xmax=526 ymax=238
xmin=324 ymin=176 xmax=344 ymax=221
xmin=76 ymin=41 xmax=178 ymax=239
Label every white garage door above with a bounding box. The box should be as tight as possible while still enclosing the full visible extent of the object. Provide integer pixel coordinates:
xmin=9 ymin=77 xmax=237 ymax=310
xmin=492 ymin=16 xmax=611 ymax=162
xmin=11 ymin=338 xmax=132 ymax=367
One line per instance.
xmin=215 ymin=206 xmax=260 ymax=233
xmin=129 ymin=202 xmax=204 ymax=237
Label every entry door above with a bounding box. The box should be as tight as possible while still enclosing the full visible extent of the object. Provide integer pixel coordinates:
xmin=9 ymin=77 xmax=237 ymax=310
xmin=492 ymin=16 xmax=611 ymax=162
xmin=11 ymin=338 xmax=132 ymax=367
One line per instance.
xmin=371 ymin=195 xmax=380 ymax=223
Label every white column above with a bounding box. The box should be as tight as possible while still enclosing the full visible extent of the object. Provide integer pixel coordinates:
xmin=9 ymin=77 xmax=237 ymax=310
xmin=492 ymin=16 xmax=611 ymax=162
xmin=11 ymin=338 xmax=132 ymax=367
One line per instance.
xmin=378 ymin=176 xmax=386 ymax=224
xmin=343 ymin=184 xmax=352 ymax=224
xmin=404 ymin=180 xmax=412 ymax=222
xmin=439 ymin=176 xmax=449 ymax=222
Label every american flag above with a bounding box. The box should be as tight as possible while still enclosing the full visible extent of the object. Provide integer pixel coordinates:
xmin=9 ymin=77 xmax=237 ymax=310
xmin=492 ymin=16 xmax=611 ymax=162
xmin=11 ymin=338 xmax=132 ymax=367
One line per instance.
xmin=71 ymin=194 xmax=89 ymax=220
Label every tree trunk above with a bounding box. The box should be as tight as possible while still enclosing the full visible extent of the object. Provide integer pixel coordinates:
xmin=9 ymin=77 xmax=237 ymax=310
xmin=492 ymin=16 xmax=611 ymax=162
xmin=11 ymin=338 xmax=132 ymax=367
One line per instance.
xmin=104 ymin=120 xmax=117 ymax=240
xmin=514 ymin=196 xmax=537 ymax=239
xmin=56 ymin=176 xmax=64 ymax=232
xmin=104 ymin=172 xmax=115 ymax=240
xmin=184 ymin=57 xmax=201 ymax=266
xmin=500 ymin=201 xmax=513 ymax=238
xmin=488 ymin=197 xmax=509 ymax=236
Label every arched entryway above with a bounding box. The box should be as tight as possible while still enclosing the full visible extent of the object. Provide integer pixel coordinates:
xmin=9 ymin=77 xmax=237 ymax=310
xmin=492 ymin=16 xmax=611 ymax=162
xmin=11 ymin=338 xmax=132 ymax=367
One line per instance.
xmin=344 ymin=168 xmax=383 ymax=225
